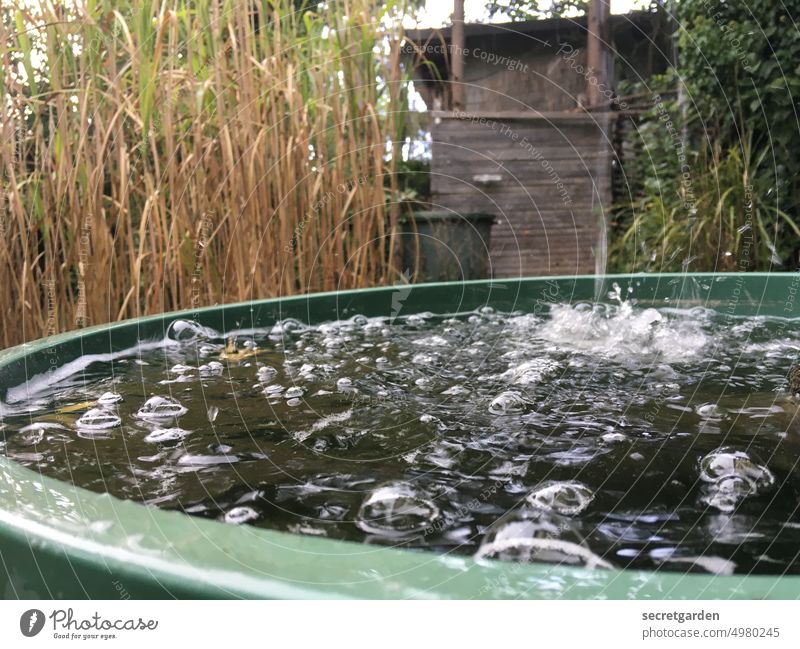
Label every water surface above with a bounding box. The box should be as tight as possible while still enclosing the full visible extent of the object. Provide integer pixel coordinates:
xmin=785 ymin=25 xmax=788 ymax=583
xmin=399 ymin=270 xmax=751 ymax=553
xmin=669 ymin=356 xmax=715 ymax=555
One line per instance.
xmin=3 ymin=292 xmax=800 ymax=575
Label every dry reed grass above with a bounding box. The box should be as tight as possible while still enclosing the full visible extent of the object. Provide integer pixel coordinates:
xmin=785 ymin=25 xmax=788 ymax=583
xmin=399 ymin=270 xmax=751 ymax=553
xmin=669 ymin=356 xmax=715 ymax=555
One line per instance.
xmin=0 ymin=0 xmax=409 ymax=348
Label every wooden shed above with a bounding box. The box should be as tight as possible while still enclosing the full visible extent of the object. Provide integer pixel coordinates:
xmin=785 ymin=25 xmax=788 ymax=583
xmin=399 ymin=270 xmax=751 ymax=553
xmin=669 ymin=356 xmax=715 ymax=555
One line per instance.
xmin=405 ymin=10 xmax=669 ymax=277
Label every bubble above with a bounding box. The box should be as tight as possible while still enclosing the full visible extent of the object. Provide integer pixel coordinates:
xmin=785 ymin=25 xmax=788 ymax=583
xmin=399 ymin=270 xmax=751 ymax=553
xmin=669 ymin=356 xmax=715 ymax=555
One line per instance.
xmin=356 ymin=483 xmax=441 ymax=537
xmin=263 ymin=384 xmax=284 ymax=395
xmin=169 ymin=364 xmax=194 ymax=374
xmin=632 ymin=307 xmax=662 ymax=332
xmin=699 ymin=447 xmax=774 ymax=489
xmin=222 ymin=506 xmax=259 ymax=525
xmin=414 ymin=335 xmax=449 ymax=347
xmin=702 ymin=475 xmax=757 ymax=513
xmin=269 ymin=318 xmax=307 ymax=336
xmin=475 ymin=511 xmax=611 ymax=568
xmin=256 ymin=366 xmax=277 ymax=382
xmin=526 ymin=481 xmax=594 ymax=516
xmin=489 ymin=391 xmax=526 ymax=415
xmin=207 ymin=406 xmax=219 ymax=423
xmin=696 ymin=403 xmax=723 ymax=419
xmin=136 ymin=396 xmax=188 ymax=420
xmin=501 ymin=359 xmax=559 ymax=386
xmin=97 ymin=392 xmax=123 ymax=405
xmin=412 ymin=353 xmax=436 ymax=365
xmin=601 ymin=432 xmax=627 ymax=443
xmin=144 ymin=428 xmax=189 ymax=444
xmin=76 ymin=408 xmax=121 ymax=430
xmin=199 ymin=361 xmax=224 ymax=376
xmin=285 ymin=386 xmax=304 ymax=399
xmin=167 ymin=319 xmax=216 ymax=343
xmin=336 ymin=377 xmax=353 ymax=390
xmin=317 ymin=323 xmax=339 ymax=336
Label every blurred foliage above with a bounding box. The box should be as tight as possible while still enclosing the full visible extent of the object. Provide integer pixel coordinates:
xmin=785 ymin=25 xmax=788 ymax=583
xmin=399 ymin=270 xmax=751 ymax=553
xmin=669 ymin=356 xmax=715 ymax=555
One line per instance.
xmin=676 ymin=0 xmax=800 ymax=215
xmin=609 ymin=0 xmax=800 ymax=273
xmin=484 ymin=0 xmax=668 ymax=20
xmin=392 ymin=159 xmax=432 ymax=203
xmin=485 ymin=0 xmax=588 ymax=20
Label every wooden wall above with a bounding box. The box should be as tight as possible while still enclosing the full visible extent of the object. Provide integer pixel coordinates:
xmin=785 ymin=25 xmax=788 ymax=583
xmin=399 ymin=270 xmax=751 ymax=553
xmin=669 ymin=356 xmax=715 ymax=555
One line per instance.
xmin=461 ymin=41 xmax=589 ymax=112
xmin=430 ymin=111 xmax=615 ymax=277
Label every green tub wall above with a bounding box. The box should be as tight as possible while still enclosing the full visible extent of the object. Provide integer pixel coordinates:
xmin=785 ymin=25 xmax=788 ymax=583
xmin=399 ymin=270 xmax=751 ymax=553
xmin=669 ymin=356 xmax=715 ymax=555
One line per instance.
xmin=0 ymin=273 xmax=799 ymax=599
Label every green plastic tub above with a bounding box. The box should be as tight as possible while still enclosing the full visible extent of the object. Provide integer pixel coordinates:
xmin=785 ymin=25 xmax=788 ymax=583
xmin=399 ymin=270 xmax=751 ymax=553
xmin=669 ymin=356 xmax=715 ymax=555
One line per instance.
xmin=1 ymin=272 xmax=799 ymax=599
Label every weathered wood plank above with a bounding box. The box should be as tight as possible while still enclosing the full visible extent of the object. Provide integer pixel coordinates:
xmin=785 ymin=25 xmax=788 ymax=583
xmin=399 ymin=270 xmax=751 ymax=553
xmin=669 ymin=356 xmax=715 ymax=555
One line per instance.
xmin=429 ymin=113 xmax=614 ymax=278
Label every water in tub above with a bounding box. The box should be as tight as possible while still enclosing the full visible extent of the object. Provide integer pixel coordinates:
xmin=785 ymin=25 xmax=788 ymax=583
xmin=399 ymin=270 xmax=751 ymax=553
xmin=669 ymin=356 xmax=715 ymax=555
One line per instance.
xmin=2 ymin=285 xmax=800 ymax=575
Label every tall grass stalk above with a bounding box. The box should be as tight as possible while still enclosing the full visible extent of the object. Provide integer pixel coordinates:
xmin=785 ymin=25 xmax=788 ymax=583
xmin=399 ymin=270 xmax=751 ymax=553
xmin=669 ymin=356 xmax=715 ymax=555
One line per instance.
xmin=0 ymin=0 xmax=408 ymax=348
xmin=611 ymin=136 xmax=800 ymax=274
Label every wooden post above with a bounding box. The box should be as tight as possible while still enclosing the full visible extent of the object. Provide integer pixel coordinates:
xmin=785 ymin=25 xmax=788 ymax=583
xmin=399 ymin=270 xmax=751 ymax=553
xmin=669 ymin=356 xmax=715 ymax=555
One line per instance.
xmin=586 ymin=0 xmax=611 ymax=106
xmin=451 ymin=0 xmax=465 ymax=111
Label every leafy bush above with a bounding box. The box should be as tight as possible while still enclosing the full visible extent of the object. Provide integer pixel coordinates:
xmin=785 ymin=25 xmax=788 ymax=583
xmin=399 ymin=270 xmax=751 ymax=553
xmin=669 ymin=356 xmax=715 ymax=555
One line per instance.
xmin=611 ymin=135 xmax=799 ymax=273
xmin=677 ymin=0 xmax=800 ymax=214
xmin=609 ymin=0 xmax=800 ymax=273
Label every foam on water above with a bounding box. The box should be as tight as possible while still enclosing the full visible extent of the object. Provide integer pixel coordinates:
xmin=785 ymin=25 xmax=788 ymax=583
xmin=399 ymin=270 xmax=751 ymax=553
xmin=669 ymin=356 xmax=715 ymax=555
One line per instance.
xmin=540 ymin=302 xmax=708 ymax=361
